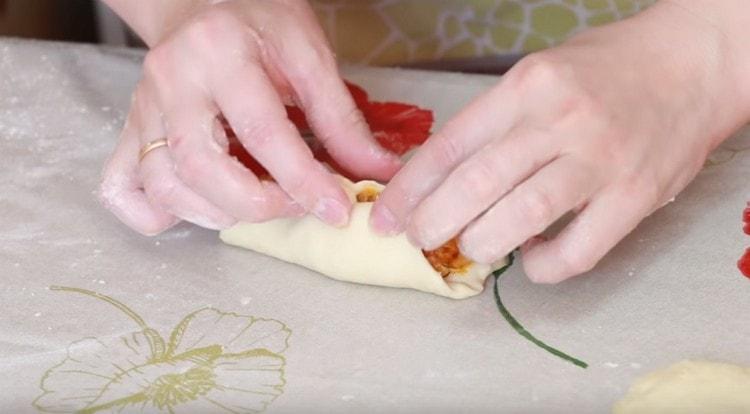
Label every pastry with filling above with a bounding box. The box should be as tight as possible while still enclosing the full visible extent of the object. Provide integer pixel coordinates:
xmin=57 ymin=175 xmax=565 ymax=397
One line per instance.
xmin=220 ymin=177 xmax=508 ymax=299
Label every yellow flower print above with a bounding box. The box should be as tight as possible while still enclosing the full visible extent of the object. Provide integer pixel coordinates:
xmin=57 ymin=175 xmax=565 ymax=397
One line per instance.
xmin=33 ymin=287 xmax=291 ymax=414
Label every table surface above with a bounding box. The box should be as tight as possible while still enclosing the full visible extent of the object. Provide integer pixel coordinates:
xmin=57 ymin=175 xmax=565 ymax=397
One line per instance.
xmin=1 ymin=38 xmax=749 ymax=414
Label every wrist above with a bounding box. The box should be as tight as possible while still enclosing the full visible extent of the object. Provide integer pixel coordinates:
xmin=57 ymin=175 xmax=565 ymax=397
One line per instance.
xmin=604 ymin=0 xmax=750 ymax=150
xmin=656 ymin=0 xmax=750 ymax=144
xmin=102 ymin=0 xmax=212 ymax=47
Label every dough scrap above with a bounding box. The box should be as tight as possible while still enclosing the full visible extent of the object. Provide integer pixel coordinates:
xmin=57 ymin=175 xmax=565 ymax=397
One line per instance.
xmin=220 ymin=178 xmax=507 ymax=299
xmin=614 ymin=360 xmax=750 ymax=414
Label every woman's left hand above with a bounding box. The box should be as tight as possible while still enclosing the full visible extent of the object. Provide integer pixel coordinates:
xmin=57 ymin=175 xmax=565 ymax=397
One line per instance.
xmin=371 ymin=0 xmax=750 ymax=283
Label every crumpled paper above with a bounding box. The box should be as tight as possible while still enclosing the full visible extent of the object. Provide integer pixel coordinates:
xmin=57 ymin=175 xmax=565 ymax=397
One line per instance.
xmin=1 ymin=38 xmax=749 ymax=413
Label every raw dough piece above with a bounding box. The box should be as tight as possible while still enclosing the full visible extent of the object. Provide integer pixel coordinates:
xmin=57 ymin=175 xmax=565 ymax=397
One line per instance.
xmin=220 ymin=178 xmax=507 ymax=299
xmin=613 ymin=360 xmax=750 ymax=414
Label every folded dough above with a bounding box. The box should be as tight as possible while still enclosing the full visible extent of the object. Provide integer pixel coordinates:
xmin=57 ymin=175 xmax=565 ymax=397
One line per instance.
xmin=613 ymin=360 xmax=750 ymax=414
xmin=220 ymin=178 xmax=508 ymax=299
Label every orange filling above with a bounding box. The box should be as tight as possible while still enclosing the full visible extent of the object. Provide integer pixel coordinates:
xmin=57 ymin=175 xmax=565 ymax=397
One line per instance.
xmin=355 ymin=187 xmax=472 ymax=277
xmin=422 ymin=238 xmax=473 ymax=277
xmin=356 ymin=186 xmax=381 ymax=202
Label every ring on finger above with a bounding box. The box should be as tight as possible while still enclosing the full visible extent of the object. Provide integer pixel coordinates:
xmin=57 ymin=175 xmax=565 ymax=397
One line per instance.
xmin=139 ymin=138 xmax=169 ymax=163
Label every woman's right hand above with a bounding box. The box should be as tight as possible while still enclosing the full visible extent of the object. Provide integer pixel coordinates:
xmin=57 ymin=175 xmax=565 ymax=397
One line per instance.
xmin=99 ymin=0 xmax=401 ymax=235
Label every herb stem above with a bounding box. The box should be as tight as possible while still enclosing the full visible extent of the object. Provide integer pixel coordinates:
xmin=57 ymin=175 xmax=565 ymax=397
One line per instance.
xmin=492 ymin=255 xmax=588 ymax=369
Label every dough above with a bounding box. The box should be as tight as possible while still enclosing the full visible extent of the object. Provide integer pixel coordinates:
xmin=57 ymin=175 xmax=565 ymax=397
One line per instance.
xmin=220 ymin=178 xmax=508 ymax=299
xmin=613 ymin=360 xmax=750 ymax=414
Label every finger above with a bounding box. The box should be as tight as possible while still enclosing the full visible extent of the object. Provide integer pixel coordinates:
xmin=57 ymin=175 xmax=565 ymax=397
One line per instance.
xmin=458 ymin=156 xmax=600 ymax=263
xmin=370 ymin=84 xmax=521 ymax=235
xmin=406 ymin=128 xmax=559 ymax=249
xmin=520 ymin=184 xmax=652 ymax=284
xmin=147 ymin=74 xmax=302 ymax=223
xmin=250 ymin=2 xmax=402 ymax=181
xmin=140 ymin=150 xmax=238 ymax=230
xmin=284 ymin=50 xmax=402 ymax=181
xmin=132 ymin=86 xmax=237 ymax=230
xmin=99 ymin=108 xmax=177 ymax=235
xmin=210 ymin=55 xmax=352 ymax=226
xmin=521 ymin=235 xmax=547 ymax=252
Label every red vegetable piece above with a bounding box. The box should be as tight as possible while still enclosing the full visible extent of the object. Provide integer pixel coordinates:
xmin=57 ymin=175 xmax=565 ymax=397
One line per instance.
xmin=739 ymin=202 xmax=750 ymax=279
xmin=228 ymin=140 xmax=268 ymax=178
xmin=285 ymin=106 xmax=310 ymax=133
xmin=365 ymin=101 xmax=434 ymax=155
xmin=344 ymin=81 xmax=370 ymax=108
xmin=738 ymin=248 xmax=750 ymax=279
xmin=225 ymin=80 xmax=434 ymax=180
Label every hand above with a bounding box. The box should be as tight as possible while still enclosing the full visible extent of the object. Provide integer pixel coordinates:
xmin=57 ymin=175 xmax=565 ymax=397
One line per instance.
xmin=371 ymin=1 xmax=750 ymax=283
xmin=99 ymin=0 xmax=401 ymax=235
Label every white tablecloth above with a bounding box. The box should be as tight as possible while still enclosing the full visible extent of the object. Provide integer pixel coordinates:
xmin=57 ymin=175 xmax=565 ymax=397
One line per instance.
xmin=1 ymin=38 xmax=749 ymax=413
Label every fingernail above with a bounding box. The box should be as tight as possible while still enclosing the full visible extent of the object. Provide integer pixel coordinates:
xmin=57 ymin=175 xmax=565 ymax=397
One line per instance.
xmin=313 ymin=197 xmax=350 ymax=227
xmin=370 ymin=205 xmax=400 ymax=235
xmin=176 ymin=213 xmax=232 ymax=231
xmin=406 ymin=218 xmax=443 ymax=250
xmin=458 ymin=237 xmax=482 ymax=262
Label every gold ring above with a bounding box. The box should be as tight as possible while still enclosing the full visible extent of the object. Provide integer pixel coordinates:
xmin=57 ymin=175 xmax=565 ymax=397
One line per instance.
xmin=138 ymin=138 xmax=169 ymax=163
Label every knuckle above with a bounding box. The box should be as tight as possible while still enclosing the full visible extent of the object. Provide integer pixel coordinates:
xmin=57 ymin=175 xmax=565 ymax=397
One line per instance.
xmin=454 ymin=159 xmax=498 ymax=202
xmin=509 ymin=53 xmax=566 ymax=91
xmin=166 ymin=134 xmax=186 ymax=153
xmin=518 ymin=188 xmax=554 ymax=231
xmin=427 ymin=135 xmax=464 ymax=169
xmin=511 ymin=55 xmax=607 ymax=126
xmin=237 ymin=120 xmax=279 ymax=149
xmin=175 ymin=152 xmax=212 ymax=186
xmin=97 ymin=177 xmax=122 ymax=209
xmin=146 ymin=181 xmax=180 ymax=208
xmin=186 ymin=9 xmax=234 ymax=45
xmin=621 ymin=172 xmax=661 ymax=208
xmin=314 ymin=105 xmax=365 ymax=148
xmin=142 ymin=47 xmax=172 ymax=83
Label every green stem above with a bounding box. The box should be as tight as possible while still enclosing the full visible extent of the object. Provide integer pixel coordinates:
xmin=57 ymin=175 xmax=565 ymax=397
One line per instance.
xmin=78 ymin=392 xmax=148 ymax=414
xmin=49 ymin=286 xmax=166 ymax=360
xmin=492 ymin=255 xmax=588 ymax=369
xmin=50 ymin=286 xmax=149 ymax=330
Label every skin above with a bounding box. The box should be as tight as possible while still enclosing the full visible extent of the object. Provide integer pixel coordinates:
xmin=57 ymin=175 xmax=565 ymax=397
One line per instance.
xmin=99 ymin=0 xmax=402 ymax=235
xmin=102 ymin=0 xmax=750 ymax=283
xmin=371 ymin=0 xmax=750 ymax=282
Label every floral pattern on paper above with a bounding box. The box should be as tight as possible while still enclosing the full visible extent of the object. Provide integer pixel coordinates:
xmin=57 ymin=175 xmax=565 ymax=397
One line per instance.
xmin=33 ymin=287 xmax=291 ymax=414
